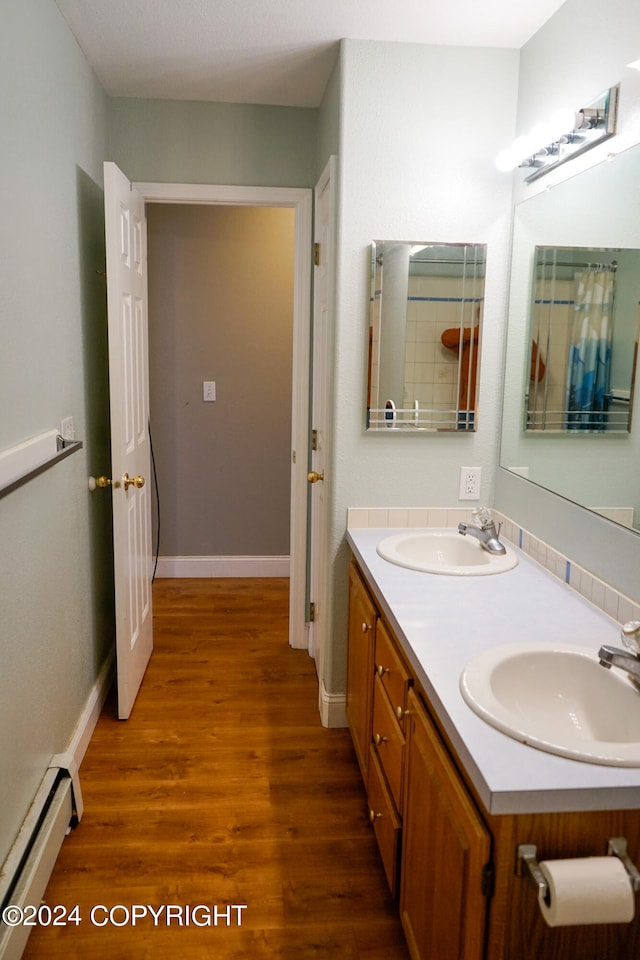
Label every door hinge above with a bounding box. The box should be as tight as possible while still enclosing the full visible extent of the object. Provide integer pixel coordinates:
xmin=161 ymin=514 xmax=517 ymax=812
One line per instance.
xmin=311 ymin=429 xmax=318 ymax=451
xmin=309 ymin=602 xmax=316 ymax=622
xmin=481 ymin=861 xmax=495 ymax=899
xmin=314 ymin=242 xmax=321 ymax=266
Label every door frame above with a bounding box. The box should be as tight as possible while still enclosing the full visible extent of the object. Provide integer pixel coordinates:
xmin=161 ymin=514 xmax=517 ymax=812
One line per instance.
xmin=310 ymin=157 xmax=336 ymax=721
xmin=135 ymin=181 xmax=312 ymax=650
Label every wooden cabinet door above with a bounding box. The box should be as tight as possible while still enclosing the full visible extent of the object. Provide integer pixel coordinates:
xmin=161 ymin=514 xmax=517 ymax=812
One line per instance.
xmin=400 ymin=689 xmax=490 ymax=960
xmin=346 ymin=563 xmax=376 ymax=780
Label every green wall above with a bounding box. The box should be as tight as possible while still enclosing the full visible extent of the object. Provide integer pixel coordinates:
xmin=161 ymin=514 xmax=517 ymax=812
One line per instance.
xmin=108 ymin=98 xmax=319 ymax=187
xmin=0 ymin=0 xmax=113 ymax=865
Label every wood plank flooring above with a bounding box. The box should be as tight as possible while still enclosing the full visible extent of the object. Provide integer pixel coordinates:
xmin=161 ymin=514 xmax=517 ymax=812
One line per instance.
xmin=23 ymin=579 xmax=409 ymax=959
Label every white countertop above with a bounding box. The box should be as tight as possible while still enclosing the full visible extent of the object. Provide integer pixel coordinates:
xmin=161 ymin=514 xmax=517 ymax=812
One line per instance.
xmin=347 ymin=527 xmax=640 ymax=816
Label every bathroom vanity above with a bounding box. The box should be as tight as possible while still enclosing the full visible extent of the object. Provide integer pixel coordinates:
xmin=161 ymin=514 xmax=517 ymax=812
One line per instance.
xmin=346 ymin=527 xmax=640 ymax=960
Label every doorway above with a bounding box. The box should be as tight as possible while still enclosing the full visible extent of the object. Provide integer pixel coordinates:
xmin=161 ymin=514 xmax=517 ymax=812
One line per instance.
xmin=136 ymin=181 xmax=312 ymax=650
xmin=147 ymin=203 xmax=295 ymax=568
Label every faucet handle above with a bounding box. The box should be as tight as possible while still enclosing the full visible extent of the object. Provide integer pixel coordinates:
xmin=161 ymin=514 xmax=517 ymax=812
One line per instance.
xmin=621 ymin=621 xmax=640 ymax=655
xmin=472 ymin=506 xmax=492 ymax=527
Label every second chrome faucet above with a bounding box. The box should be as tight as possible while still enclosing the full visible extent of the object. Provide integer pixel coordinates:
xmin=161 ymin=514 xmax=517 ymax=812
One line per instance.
xmin=599 ymin=621 xmax=640 ymax=691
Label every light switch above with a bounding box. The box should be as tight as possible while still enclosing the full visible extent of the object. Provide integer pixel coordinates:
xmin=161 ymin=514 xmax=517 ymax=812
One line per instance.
xmin=203 ymin=381 xmax=216 ymax=402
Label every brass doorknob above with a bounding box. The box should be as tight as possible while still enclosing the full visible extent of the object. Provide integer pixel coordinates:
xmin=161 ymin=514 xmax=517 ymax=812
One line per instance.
xmin=123 ymin=473 xmax=145 ymax=491
xmin=89 ymin=475 xmax=121 ymax=491
xmin=307 ymin=471 xmax=324 ymax=483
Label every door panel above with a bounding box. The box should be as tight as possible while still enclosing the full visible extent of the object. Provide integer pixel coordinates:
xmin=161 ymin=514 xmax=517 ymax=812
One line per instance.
xmin=400 ymin=689 xmax=490 ymax=960
xmin=104 ymin=162 xmax=153 ymax=719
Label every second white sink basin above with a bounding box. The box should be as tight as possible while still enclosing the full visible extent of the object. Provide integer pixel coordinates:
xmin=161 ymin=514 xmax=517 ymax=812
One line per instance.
xmin=376 ymin=529 xmax=518 ymax=576
xmin=460 ymin=642 xmax=640 ymax=766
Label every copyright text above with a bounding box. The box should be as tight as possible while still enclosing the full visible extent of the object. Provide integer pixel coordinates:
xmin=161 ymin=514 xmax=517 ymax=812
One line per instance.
xmin=1 ymin=903 xmax=247 ymax=928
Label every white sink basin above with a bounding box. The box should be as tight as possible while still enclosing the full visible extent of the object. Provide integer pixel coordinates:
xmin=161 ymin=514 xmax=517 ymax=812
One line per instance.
xmin=376 ymin=529 xmax=518 ymax=576
xmin=460 ymin=642 xmax=640 ymax=766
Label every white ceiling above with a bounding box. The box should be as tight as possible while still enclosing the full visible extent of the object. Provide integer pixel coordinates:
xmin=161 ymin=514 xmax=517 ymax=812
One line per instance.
xmin=55 ymin=0 xmax=567 ymax=108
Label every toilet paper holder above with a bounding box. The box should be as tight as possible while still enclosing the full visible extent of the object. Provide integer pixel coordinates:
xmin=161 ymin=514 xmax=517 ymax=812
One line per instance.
xmin=517 ymin=839 xmax=640 ymax=900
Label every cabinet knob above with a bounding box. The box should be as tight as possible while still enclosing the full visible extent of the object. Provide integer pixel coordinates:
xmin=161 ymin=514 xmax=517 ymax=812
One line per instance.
xmin=361 ymin=621 xmax=372 ymax=633
xmin=369 ymin=809 xmax=382 ymax=823
xmin=376 ymin=663 xmax=389 ymax=677
xmin=374 ymin=733 xmax=389 ymax=747
xmin=396 ymin=705 xmax=409 ymax=720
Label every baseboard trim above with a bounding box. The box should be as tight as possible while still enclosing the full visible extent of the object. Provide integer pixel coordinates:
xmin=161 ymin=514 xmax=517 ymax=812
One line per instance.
xmin=66 ymin=647 xmax=115 ymax=771
xmin=155 ymin=556 xmax=290 ymax=578
xmin=318 ymin=682 xmax=348 ymax=728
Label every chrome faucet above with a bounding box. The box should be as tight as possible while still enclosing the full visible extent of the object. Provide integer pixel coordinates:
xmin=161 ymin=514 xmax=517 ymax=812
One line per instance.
xmin=598 ymin=621 xmax=640 ymax=692
xmin=457 ymin=507 xmax=506 ymax=556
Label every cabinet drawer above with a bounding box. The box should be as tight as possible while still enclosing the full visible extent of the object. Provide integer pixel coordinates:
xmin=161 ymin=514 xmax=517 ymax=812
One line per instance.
xmin=375 ymin=618 xmax=412 ymax=729
xmin=367 ymin=744 xmax=402 ymax=897
xmin=372 ymin=674 xmax=405 ymax=810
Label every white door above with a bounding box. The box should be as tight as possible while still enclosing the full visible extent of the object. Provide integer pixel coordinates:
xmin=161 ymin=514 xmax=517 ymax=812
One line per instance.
xmin=308 ymin=158 xmax=335 ymax=669
xmin=104 ymin=162 xmax=154 ymax=719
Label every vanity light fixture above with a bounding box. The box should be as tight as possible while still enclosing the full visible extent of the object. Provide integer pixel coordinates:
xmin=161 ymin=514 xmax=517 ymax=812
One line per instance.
xmin=496 ymin=85 xmax=619 ymax=182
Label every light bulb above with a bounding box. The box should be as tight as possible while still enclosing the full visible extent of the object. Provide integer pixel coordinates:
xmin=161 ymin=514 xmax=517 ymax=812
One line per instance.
xmin=549 ymin=108 xmax=576 ymax=138
xmin=529 ymin=122 xmax=553 ymax=147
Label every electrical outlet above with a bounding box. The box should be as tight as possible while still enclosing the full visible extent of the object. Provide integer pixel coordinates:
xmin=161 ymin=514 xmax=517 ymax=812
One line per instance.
xmin=59 ymin=416 xmax=75 ymax=441
xmin=203 ymin=381 xmax=216 ymax=402
xmin=459 ymin=466 xmax=481 ymax=500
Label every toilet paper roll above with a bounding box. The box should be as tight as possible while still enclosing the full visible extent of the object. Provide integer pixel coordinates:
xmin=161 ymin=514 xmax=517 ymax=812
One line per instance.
xmin=538 ymin=857 xmax=635 ymax=927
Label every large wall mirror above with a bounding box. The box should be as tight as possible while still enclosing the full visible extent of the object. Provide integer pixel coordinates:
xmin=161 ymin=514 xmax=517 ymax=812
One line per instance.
xmin=501 ymin=144 xmax=640 ymax=532
xmin=367 ymin=240 xmax=486 ymax=432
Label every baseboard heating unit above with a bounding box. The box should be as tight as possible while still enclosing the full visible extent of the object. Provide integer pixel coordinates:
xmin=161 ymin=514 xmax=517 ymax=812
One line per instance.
xmin=0 ymin=755 xmax=83 ymax=959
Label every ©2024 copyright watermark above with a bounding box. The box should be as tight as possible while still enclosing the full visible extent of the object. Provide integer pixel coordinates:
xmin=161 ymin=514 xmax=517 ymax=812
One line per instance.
xmin=1 ymin=903 xmax=247 ymax=929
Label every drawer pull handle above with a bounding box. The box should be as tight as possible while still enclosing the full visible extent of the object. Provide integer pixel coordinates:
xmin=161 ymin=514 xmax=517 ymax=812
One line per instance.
xmin=369 ymin=809 xmax=382 ymax=823
xmin=374 ymin=733 xmax=389 ymax=746
xmin=361 ymin=621 xmax=372 ymax=633
xmin=376 ymin=663 xmax=389 ymax=677
xmin=396 ymin=706 xmax=409 ymax=720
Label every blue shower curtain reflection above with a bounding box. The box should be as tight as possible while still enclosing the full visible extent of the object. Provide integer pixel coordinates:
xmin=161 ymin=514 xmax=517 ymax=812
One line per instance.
xmin=565 ymin=266 xmax=615 ymax=431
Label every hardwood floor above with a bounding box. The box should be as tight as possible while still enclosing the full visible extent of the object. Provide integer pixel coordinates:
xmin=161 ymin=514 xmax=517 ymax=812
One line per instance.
xmin=23 ymin=579 xmax=409 ymax=959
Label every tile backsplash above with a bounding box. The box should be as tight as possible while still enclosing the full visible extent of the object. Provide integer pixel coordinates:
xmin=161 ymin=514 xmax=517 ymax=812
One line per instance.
xmin=346 ymin=507 xmax=640 ymax=627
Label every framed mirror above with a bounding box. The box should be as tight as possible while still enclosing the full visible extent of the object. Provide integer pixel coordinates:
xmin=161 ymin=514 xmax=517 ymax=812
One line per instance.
xmin=367 ymin=240 xmax=486 ymax=432
xmin=501 ymin=144 xmax=640 ymax=532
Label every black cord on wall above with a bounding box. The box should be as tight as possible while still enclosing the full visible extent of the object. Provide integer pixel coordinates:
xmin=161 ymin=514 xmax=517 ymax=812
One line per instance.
xmin=148 ymin=419 xmax=160 ymax=582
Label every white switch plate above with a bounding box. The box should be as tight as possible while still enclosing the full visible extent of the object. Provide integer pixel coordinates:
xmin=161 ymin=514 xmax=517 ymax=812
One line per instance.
xmin=459 ymin=466 xmax=481 ymax=500
xmin=203 ymin=381 xmax=216 ymax=402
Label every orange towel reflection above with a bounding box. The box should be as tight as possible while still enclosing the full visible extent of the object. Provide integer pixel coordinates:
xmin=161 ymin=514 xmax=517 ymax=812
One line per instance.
xmin=441 ymin=327 xmax=546 ymax=412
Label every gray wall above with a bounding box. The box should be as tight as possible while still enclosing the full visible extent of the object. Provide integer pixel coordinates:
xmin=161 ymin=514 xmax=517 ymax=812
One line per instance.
xmin=0 ymin=0 xmax=112 ymax=866
xmin=147 ymin=204 xmax=295 ymax=557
